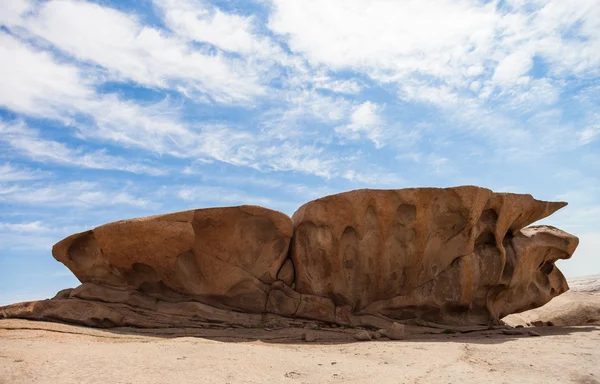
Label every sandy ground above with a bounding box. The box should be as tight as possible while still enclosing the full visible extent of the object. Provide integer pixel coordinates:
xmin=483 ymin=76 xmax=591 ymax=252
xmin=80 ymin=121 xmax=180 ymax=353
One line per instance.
xmin=1 ymin=318 xmax=599 ymax=384
xmin=2 ymin=276 xmax=599 ymax=383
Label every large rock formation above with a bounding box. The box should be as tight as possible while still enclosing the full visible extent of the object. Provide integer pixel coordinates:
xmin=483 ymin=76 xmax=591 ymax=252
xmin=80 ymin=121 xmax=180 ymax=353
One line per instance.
xmin=0 ymin=186 xmax=579 ymax=329
xmin=51 ymin=206 xmax=293 ymax=313
xmin=290 ymin=187 xmax=577 ymax=325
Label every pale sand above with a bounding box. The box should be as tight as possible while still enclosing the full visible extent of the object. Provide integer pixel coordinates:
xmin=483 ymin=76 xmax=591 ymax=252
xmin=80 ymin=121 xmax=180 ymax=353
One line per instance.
xmin=2 ymin=276 xmax=600 ymax=384
xmin=1 ymin=318 xmax=599 ymax=384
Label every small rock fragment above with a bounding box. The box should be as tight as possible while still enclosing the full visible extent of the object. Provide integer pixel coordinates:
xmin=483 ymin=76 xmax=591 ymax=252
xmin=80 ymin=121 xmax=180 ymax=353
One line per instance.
xmin=502 ymin=329 xmax=523 ymax=335
xmin=370 ymin=330 xmax=381 ymax=339
xmin=302 ymin=332 xmax=317 ymax=342
xmin=528 ymin=330 xmax=541 ymax=337
xmin=354 ymin=330 xmax=372 ymax=341
xmin=387 ymin=322 xmax=405 ymax=340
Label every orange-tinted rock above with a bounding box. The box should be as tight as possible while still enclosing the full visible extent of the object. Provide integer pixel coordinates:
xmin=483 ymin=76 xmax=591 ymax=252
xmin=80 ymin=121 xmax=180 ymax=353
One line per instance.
xmin=0 ymin=186 xmax=579 ymax=328
xmin=52 ymin=205 xmax=293 ymax=313
xmin=291 ymin=186 xmax=577 ymax=324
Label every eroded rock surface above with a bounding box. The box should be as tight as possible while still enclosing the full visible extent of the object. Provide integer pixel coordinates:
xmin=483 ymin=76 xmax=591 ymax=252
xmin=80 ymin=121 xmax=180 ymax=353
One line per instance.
xmin=53 ymin=205 xmax=293 ymax=313
xmin=291 ymin=187 xmax=578 ymax=324
xmin=0 ymin=186 xmax=579 ymax=329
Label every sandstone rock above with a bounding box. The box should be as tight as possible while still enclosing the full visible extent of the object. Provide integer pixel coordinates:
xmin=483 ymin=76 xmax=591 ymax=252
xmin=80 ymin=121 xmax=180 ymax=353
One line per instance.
xmin=291 ymin=187 xmax=577 ymax=325
xmin=531 ymin=321 xmax=545 ymax=327
xmin=52 ymin=205 xmax=293 ymax=313
xmin=503 ymin=290 xmax=600 ymax=327
xmin=295 ymin=294 xmax=336 ymax=323
xmin=302 ymin=332 xmax=317 ymax=342
xmin=266 ymin=282 xmax=301 ymax=317
xmin=354 ymin=330 xmax=372 ymax=341
xmin=0 ymin=186 xmax=579 ymax=330
xmin=386 ymin=322 xmax=405 ymax=340
xmin=277 ymin=259 xmax=295 ymax=287
xmin=528 ymin=330 xmax=541 ymax=337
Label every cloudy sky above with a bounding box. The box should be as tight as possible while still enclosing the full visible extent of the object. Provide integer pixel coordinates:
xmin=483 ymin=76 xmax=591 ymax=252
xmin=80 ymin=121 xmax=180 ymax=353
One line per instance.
xmin=0 ymin=0 xmax=599 ymax=304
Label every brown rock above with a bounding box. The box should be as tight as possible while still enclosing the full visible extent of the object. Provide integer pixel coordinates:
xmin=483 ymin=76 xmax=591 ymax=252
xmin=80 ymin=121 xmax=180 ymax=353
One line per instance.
xmin=277 ymin=259 xmax=295 ymax=286
xmin=302 ymin=332 xmax=317 ymax=342
xmin=502 ymin=329 xmax=523 ymax=335
xmin=295 ymin=295 xmax=336 ymax=323
xmin=52 ymin=205 xmax=293 ymax=313
xmin=266 ymin=282 xmax=301 ymax=317
xmin=354 ymin=330 xmax=372 ymax=341
xmin=0 ymin=186 xmax=579 ymax=329
xmin=531 ymin=320 xmax=545 ymax=327
xmin=291 ymin=186 xmax=577 ymax=325
xmin=386 ymin=322 xmax=405 ymax=340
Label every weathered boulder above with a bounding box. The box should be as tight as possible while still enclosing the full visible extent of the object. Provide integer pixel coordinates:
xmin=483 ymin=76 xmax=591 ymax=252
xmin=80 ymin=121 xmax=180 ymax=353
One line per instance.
xmin=353 ymin=330 xmax=372 ymax=341
xmin=291 ymin=187 xmax=578 ymax=324
xmin=52 ymin=205 xmax=293 ymax=313
xmin=0 ymin=186 xmax=579 ymax=329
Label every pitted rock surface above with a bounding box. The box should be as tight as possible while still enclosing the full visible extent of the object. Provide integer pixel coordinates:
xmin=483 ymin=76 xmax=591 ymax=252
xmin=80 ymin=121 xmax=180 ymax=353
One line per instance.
xmin=0 ymin=186 xmax=579 ymax=329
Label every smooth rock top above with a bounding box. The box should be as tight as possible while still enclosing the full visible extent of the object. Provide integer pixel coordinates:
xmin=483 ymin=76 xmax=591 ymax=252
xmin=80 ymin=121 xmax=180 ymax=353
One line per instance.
xmin=52 ymin=205 xmax=293 ymax=313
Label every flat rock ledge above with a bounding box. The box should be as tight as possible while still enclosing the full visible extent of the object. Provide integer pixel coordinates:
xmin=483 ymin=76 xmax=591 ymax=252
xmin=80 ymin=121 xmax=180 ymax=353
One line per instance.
xmin=0 ymin=186 xmax=579 ymax=330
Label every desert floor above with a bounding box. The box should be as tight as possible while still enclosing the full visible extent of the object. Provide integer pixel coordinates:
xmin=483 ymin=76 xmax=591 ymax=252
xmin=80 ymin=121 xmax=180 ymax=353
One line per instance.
xmin=1 ymin=317 xmax=599 ymax=384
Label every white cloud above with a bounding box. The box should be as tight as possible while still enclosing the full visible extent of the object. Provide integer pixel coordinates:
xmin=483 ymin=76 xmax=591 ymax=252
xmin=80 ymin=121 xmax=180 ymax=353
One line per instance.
xmin=0 ymin=32 xmax=192 ymax=154
xmin=0 ymin=32 xmax=92 ymax=119
xmin=153 ymin=0 xmax=282 ymax=59
xmin=257 ymin=142 xmax=336 ymax=178
xmin=313 ymin=74 xmax=362 ymax=94
xmin=335 ymin=101 xmax=385 ymax=147
xmin=0 ymin=163 xmax=50 ymax=182
xmin=401 ymin=83 xmax=460 ymax=106
xmin=0 ymin=221 xmax=46 ymax=233
xmin=579 ymin=124 xmax=600 ymax=145
xmin=0 ymin=181 xmax=153 ymax=208
xmin=0 ymin=221 xmax=85 ymax=235
xmin=492 ymin=51 xmax=533 ymax=84
xmin=155 ymin=0 xmax=260 ymax=54
xmin=6 ymin=0 xmax=265 ymax=103
xmin=0 ymin=120 xmax=166 ymax=175
xmin=343 ymin=169 xmax=405 ymax=186
xmin=176 ymin=184 xmax=297 ymax=212
xmin=282 ymin=90 xmax=349 ymax=124
xmin=0 ymin=0 xmax=33 ymax=26
xmin=269 ymin=0 xmax=600 ymax=109
xmin=0 ymin=32 xmax=344 ymax=178
xmin=269 ymin=0 xmax=498 ymax=71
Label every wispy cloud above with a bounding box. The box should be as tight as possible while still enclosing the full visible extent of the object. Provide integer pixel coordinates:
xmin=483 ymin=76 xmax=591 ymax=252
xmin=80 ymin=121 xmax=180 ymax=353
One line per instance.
xmin=0 ymin=120 xmax=167 ymax=175
xmin=335 ymin=101 xmax=386 ymax=147
xmin=6 ymin=0 xmax=267 ymax=103
xmin=0 ymin=181 xmax=153 ymax=208
xmin=0 ymin=163 xmax=51 ymax=182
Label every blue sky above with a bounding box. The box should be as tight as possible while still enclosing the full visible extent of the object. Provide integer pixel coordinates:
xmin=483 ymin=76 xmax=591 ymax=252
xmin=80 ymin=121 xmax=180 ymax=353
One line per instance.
xmin=0 ymin=0 xmax=599 ymax=305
